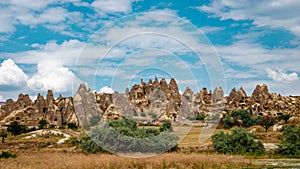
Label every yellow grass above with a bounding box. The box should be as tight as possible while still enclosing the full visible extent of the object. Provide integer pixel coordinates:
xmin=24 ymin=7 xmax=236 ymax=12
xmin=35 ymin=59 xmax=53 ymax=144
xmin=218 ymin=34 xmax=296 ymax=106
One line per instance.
xmin=0 ymin=152 xmax=251 ymax=169
xmin=174 ymin=126 xmax=228 ymax=147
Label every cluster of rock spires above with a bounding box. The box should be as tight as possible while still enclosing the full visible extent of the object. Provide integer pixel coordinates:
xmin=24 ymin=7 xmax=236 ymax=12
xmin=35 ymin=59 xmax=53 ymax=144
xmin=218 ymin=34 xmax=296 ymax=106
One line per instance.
xmin=0 ymin=91 xmax=77 ymax=126
xmin=0 ymin=78 xmax=299 ymax=126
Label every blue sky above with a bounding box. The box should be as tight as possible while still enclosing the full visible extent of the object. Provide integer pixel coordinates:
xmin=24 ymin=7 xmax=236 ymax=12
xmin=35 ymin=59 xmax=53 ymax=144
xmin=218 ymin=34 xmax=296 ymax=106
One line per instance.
xmin=0 ymin=0 xmax=299 ymax=100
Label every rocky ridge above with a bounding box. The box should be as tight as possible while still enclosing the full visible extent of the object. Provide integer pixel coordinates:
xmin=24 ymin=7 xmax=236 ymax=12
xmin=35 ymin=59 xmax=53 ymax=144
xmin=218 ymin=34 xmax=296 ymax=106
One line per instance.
xmin=0 ymin=78 xmax=299 ymax=127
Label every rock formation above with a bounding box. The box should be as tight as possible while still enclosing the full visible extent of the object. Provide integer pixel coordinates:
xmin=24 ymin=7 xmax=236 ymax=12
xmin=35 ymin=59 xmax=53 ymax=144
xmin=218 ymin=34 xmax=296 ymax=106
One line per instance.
xmin=0 ymin=90 xmax=78 ymax=126
xmin=73 ymin=84 xmax=100 ymax=126
xmin=0 ymin=79 xmax=299 ymax=127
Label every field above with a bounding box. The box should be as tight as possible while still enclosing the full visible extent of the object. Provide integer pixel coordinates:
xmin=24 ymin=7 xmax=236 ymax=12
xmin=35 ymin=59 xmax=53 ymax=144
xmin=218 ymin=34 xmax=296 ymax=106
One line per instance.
xmin=0 ymin=152 xmax=252 ymax=169
xmin=1 ymin=126 xmax=300 ymax=168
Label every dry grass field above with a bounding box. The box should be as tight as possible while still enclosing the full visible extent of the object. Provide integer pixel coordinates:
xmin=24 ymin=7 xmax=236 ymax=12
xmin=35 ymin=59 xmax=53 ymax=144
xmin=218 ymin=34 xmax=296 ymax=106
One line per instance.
xmin=0 ymin=152 xmax=252 ymax=169
xmin=1 ymin=126 xmax=299 ymax=168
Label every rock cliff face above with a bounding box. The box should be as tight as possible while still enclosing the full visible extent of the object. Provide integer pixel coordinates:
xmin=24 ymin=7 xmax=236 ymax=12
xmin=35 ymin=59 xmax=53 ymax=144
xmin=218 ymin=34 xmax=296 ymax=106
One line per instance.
xmin=0 ymin=90 xmax=78 ymax=126
xmin=225 ymin=84 xmax=300 ymax=117
xmin=128 ymin=77 xmax=181 ymax=117
xmin=74 ymin=84 xmax=100 ymax=126
xmin=0 ymin=80 xmax=299 ymax=127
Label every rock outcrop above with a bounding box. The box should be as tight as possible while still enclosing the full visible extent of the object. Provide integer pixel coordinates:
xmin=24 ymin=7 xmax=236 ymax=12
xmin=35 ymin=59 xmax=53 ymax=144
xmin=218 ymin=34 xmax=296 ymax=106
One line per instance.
xmin=128 ymin=77 xmax=181 ymax=116
xmin=1 ymin=80 xmax=299 ymax=127
xmin=0 ymin=90 xmax=78 ymax=126
xmin=74 ymin=84 xmax=100 ymax=126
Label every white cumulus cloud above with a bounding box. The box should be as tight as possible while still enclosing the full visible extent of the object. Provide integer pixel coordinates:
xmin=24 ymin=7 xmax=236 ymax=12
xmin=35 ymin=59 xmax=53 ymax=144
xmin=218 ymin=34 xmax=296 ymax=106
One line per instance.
xmin=0 ymin=59 xmax=28 ymax=90
xmin=99 ymin=86 xmax=114 ymax=94
xmin=27 ymin=60 xmax=81 ymax=92
xmin=265 ymin=68 xmax=298 ymax=82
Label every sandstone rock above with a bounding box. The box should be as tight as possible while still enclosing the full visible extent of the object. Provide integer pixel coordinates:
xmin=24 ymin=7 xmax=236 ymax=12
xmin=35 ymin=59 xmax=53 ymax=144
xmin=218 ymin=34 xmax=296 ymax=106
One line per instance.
xmin=238 ymin=87 xmax=247 ymax=98
xmin=112 ymin=93 xmax=135 ymax=116
xmin=16 ymin=94 xmax=33 ymax=108
xmin=183 ymin=87 xmax=193 ymax=103
xmin=46 ymin=90 xmax=54 ymax=106
xmin=34 ymin=93 xmax=46 ymax=114
xmin=212 ymin=87 xmax=224 ymax=102
xmin=74 ymin=84 xmax=101 ymax=126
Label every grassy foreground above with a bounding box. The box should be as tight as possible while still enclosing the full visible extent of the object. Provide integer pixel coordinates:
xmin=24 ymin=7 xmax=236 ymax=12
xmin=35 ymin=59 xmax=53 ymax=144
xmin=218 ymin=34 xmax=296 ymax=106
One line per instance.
xmin=0 ymin=152 xmax=251 ymax=169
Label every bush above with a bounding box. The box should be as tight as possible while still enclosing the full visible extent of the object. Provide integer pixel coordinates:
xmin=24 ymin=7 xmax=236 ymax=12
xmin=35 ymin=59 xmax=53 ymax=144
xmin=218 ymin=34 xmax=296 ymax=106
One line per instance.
xmin=147 ymin=112 xmax=158 ymax=119
xmin=212 ymin=127 xmax=265 ymax=155
xmin=38 ymin=119 xmax=48 ymax=129
xmin=48 ymin=124 xmax=56 ymax=129
xmin=222 ymin=114 xmax=233 ymax=129
xmin=67 ymin=123 xmax=78 ymax=130
xmin=211 ymin=113 xmax=221 ymax=121
xmin=256 ymin=116 xmax=276 ymax=132
xmin=81 ymin=117 xmax=178 ymax=153
xmin=231 ymin=110 xmax=255 ymax=127
xmin=140 ymin=112 xmax=146 ymax=117
xmin=277 ymin=114 xmax=291 ymax=124
xmin=160 ymin=120 xmax=173 ymax=132
xmin=7 ymin=121 xmax=28 ymax=135
xmin=67 ymin=136 xmax=81 ymax=146
xmin=0 ymin=131 xmax=8 ymax=143
xmin=58 ymin=126 xmax=65 ymax=129
xmin=275 ymin=125 xmax=300 ymax=156
xmin=196 ymin=113 xmax=206 ymax=121
xmin=0 ymin=151 xmax=17 ymax=159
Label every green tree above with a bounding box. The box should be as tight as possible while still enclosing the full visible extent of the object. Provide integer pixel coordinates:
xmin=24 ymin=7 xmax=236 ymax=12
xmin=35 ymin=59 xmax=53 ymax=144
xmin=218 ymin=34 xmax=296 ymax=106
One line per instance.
xmin=212 ymin=127 xmax=265 ymax=155
xmin=38 ymin=119 xmax=48 ymax=129
xmin=231 ymin=110 xmax=255 ymax=127
xmin=257 ymin=116 xmax=276 ymax=132
xmin=0 ymin=131 xmax=7 ymax=143
xmin=81 ymin=117 xmax=178 ymax=153
xmin=196 ymin=113 xmax=206 ymax=121
xmin=222 ymin=114 xmax=234 ymax=129
xmin=0 ymin=151 xmax=17 ymax=159
xmin=7 ymin=121 xmax=28 ymax=135
xmin=67 ymin=123 xmax=78 ymax=130
xmin=277 ymin=114 xmax=291 ymax=124
xmin=159 ymin=120 xmax=173 ymax=132
xmin=140 ymin=112 xmax=146 ymax=117
xmin=275 ymin=125 xmax=300 ymax=156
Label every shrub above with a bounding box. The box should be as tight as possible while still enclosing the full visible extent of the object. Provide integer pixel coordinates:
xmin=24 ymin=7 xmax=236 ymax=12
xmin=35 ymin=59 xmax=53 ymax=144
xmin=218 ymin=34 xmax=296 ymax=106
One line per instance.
xmin=48 ymin=124 xmax=56 ymax=129
xmin=0 ymin=151 xmax=17 ymax=159
xmin=38 ymin=119 xmax=48 ymax=129
xmin=277 ymin=114 xmax=291 ymax=124
xmin=140 ymin=112 xmax=146 ymax=117
xmin=58 ymin=126 xmax=65 ymax=129
xmin=81 ymin=117 xmax=178 ymax=153
xmin=196 ymin=113 xmax=206 ymax=121
xmin=67 ymin=136 xmax=81 ymax=146
xmin=275 ymin=125 xmax=300 ymax=156
xmin=231 ymin=110 xmax=255 ymax=127
xmin=222 ymin=114 xmax=233 ymax=129
xmin=256 ymin=116 xmax=276 ymax=132
xmin=212 ymin=127 xmax=265 ymax=155
xmin=80 ymin=135 xmax=104 ymax=153
xmin=211 ymin=113 xmax=221 ymax=121
xmin=0 ymin=131 xmax=8 ymax=143
xmin=7 ymin=121 xmax=28 ymax=135
xmin=67 ymin=123 xmax=78 ymax=130
xmin=160 ymin=120 xmax=173 ymax=132
xmin=147 ymin=112 xmax=158 ymax=119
